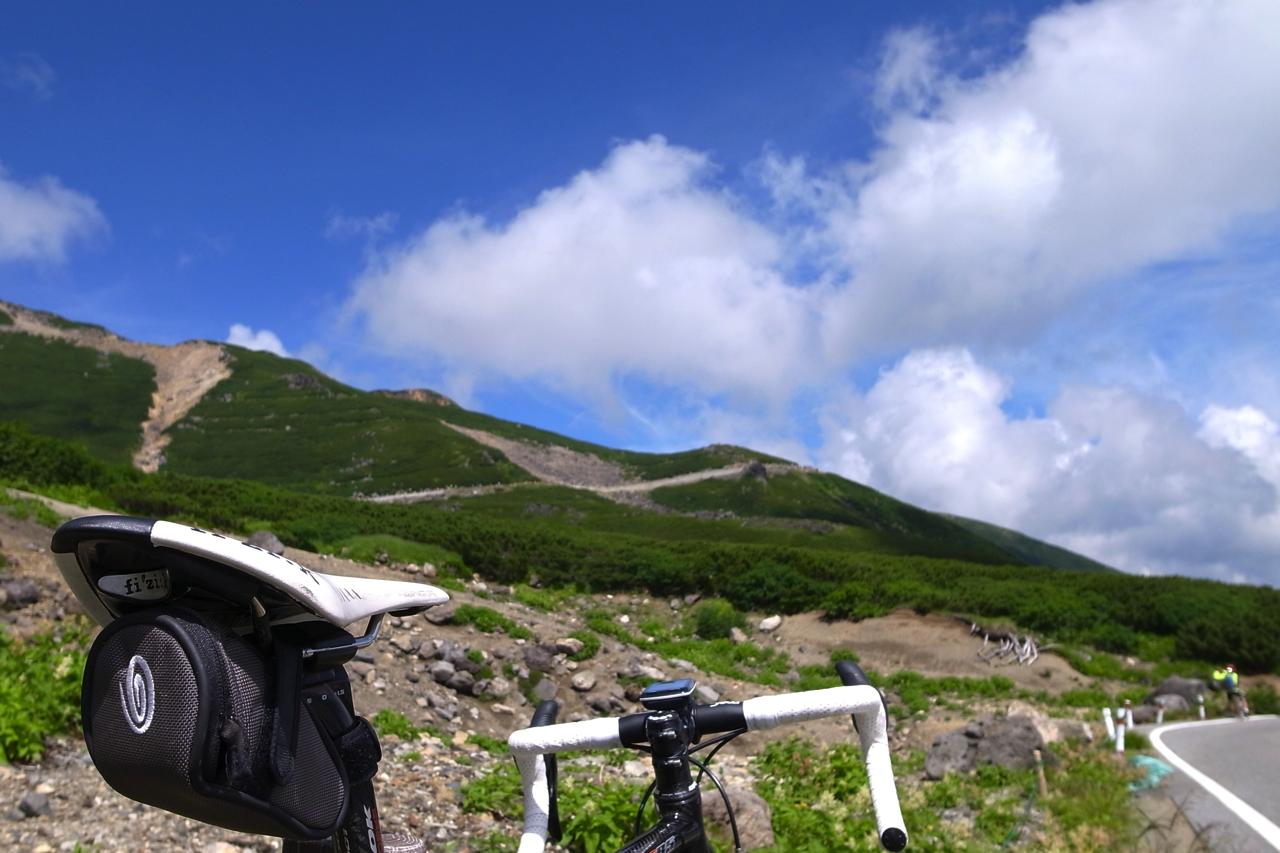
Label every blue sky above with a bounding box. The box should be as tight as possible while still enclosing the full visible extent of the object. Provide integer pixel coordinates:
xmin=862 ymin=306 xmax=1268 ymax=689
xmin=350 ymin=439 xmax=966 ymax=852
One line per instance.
xmin=3 ymin=0 xmax=1280 ymax=585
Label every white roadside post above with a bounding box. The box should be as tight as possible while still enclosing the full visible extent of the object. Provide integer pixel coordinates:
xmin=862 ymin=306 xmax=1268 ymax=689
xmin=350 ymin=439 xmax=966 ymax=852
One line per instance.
xmin=1124 ymin=699 xmax=1134 ymax=729
xmin=1197 ymin=694 xmax=1206 ymax=720
xmin=1103 ymin=707 xmax=1116 ymax=741
xmin=1156 ymin=703 xmax=1164 ymax=726
xmin=1115 ymin=713 xmax=1126 ymax=754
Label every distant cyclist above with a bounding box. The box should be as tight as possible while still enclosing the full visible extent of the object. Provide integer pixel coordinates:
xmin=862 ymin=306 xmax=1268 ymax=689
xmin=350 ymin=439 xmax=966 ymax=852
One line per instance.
xmin=1211 ymin=664 xmax=1250 ymax=718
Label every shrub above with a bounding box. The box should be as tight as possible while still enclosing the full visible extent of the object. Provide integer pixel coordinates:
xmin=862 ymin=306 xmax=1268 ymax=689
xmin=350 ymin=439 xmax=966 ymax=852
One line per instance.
xmin=689 ymin=598 xmax=745 ymax=640
xmin=0 ymin=624 xmax=89 ymax=762
xmin=452 ymin=604 xmax=534 ymax=640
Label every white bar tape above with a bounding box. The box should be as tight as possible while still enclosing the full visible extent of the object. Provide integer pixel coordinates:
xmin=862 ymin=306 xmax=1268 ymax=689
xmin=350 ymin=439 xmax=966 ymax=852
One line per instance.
xmin=510 ymin=717 xmax=623 ymax=853
xmin=507 ymin=716 xmax=622 ymax=756
xmin=743 ymin=685 xmax=907 ymax=850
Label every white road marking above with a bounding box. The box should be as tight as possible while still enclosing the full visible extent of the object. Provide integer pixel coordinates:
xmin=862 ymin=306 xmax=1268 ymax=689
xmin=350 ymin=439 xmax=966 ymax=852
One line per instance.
xmin=1149 ymin=716 xmax=1280 ymax=851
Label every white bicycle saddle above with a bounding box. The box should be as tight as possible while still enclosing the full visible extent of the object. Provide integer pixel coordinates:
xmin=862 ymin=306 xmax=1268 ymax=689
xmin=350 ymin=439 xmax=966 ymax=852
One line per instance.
xmin=52 ymin=515 xmax=449 ymax=628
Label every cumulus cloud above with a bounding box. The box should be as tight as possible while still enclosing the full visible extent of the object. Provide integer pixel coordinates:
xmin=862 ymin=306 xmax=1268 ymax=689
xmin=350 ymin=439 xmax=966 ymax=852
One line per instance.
xmin=1 ymin=53 xmax=56 ymax=100
xmin=820 ymin=348 xmax=1280 ymax=583
xmin=0 ymin=163 xmax=106 ymax=263
xmin=347 ymin=136 xmax=823 ymax=404
xmin=227 ymin=324 xmax=289 ymax=357
xmin=811 ymin=0 xmax=1280 ymax=358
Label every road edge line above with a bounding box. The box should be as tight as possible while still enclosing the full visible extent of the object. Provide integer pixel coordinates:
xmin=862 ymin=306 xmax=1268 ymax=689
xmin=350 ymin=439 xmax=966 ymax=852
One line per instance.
xmin=1149 ymin=716 xmax=1280 ymax=850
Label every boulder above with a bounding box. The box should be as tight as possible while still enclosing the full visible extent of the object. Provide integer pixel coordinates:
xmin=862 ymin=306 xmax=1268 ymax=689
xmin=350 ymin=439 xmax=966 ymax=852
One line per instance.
xmin=524 ymin=644 xmax=558 ymax=674
xmin=925 ymin=716 xmax=1050 ymax=780
xmin=1130 ymin=704 xmax=1161 ymax=725
xmin=758 ymin=615 xmax=783 ymax=633
xmin=571 ymin=671 xmax=598 ymax=692
xmin=694 ymin=684 xmax=721 ymax=704
xmin=702 ymin=786 xmax=774 ymax=850
xmin=1153 ymin=693 xmax=1190 ymax=711
xmin=246 ymin=530 xmax=286 ymax=555
xmin=729 ymin=627 xmax=749 ymax=645
xmin=554 ymin=637 xmax=585 ymax=656
xmin=1147 ymin=677 xmax=1208 ymax=707
xmin=0 ymin=578 xmax=40 ymax=609
xmin=429 ymin=660 xmax=456 ymax=683
xmin=446 ymin=670 xmax=476 ymax=695
xmin=533 ymin=678 xmax=558 ymax=703
xmin=479 ymin=677 xmax=512 ymax=701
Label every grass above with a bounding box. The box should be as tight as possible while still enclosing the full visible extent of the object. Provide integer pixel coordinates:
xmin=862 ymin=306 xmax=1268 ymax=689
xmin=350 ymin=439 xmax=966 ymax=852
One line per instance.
xmin=0 ymin=491 xmax=65 ymax=527
xmin=0 ymin=623 xmax=89 ymax=762
xmin=327 ymin=532 xmax=467 ymax=573
xmin=0 ymin=332 xmax=154 ymax=465
xmin=0 ymin=307 xmax=12 ymax=326
xmin=452 ymin=604 xmax=534 ymax=639
xmin=370 ymin=708 xmax=504 ymax=756
xmin=161 ymin=347 xmax=534 ymax=495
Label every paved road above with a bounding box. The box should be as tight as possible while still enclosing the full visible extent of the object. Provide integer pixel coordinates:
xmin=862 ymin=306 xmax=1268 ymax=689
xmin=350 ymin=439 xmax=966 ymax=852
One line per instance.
xmin=1150 ymin=715 xmax=1280 ymax=851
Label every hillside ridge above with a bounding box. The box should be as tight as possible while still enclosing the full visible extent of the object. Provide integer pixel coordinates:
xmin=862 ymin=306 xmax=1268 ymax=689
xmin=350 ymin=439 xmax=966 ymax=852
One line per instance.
xmin=0 ymin=300 xmax=230 ymax=472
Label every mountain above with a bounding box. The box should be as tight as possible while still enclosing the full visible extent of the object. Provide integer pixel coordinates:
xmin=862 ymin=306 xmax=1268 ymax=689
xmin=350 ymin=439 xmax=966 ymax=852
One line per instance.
xmin=0 ymin=298 xmax=1110 ymax=571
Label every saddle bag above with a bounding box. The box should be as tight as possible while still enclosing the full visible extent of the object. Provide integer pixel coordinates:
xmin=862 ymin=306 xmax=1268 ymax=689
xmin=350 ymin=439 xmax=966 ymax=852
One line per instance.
xmin=81 ymin=605 xmax=375 ymax=840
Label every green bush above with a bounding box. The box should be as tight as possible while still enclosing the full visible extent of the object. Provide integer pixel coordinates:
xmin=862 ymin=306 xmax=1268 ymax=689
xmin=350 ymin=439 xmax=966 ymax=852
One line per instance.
xmin=568 ymin=630 xmax=600 ymax=661
xmin=689 ymin=598 xmax=746 ymax=640
xmin=1247 ymin=683 xmax=1280 ymax=715
xmin=0 ymin=624 xmax=89 ymax=762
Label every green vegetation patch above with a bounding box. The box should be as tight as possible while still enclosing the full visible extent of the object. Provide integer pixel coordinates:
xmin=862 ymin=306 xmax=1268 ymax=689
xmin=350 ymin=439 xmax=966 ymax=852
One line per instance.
xmin=463 ymin=756 xmax=651 ymax=852
xmin=0 ymin=307 xmax=12 ymax=326
xmin=0 ymin=333 xmax=154 ymax=464
xmin=161 ymin=347 xmax=533 ymax=495
xmin=452 ymin=604 xmax=534 ymax=639
xmin=0 ymin=623 xmax=89 ymax=762
xmin=0 ymin=492 xmax=64 ymax=527
xmin=329 ymin=533 xmax=466 ymax=573
xmin=651 ymin=471 xmax=1015 ymax=564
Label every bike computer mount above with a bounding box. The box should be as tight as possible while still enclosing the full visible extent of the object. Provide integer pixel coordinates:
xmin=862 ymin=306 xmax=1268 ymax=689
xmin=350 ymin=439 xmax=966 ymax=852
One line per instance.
xmin=639 ymin=678 xmax=697 ymax=711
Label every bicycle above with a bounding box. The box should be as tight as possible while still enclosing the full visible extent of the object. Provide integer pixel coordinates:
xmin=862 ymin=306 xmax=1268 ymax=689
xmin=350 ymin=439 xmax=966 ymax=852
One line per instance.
xmin=53 ymin=514 xmax=450 ymax=853
xmin=507 ymin=664 xmax=909 ymax=852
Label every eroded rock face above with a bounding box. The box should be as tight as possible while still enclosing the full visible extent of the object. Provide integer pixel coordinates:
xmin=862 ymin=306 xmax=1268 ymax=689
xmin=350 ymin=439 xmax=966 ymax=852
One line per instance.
xmin=925 ymin=716 xmax=1051 ymax=780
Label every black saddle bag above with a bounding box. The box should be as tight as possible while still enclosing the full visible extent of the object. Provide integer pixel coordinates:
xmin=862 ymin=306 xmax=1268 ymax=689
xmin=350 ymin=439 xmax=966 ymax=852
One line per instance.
xmin=81 ymin=605 xmax=374 ymax=840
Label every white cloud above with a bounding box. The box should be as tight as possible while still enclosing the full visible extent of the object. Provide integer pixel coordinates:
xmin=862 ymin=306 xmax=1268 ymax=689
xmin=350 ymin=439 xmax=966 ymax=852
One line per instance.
xmin=227 ymin=324 xmax=289 ymax=357
xmin=873 ymin=28 xmax=941 ymax=115
xmin=0 ymin=163 xmax=106 ymax=263
xmin=812 ymin=0 xmax=1280 ymax=359
xmin=820 ymin=348 xmax=1280 ymax=583
xmin=347 ymin=136 xmax=823 ymax=404
xmin=1 ymin=53 xmax=56 ymax=100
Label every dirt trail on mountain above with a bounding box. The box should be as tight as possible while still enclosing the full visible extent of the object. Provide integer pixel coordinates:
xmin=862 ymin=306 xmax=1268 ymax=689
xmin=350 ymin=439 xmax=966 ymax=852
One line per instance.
xmin=423 ymin=423 xmax=802 ymax=504
xmin=1 ymin=301 xmax=230 ymax=472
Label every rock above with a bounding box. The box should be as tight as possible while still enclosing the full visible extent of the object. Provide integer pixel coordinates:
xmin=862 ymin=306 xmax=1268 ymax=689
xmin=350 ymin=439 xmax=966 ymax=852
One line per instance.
xmin=554 ymin=637 xmax=585 ymax=656
xmin=0 ymin=578 xmax=40 ymax=609
xmin=420 ymin=563 xmax=438 ymax=578
xmin=571 ymin=671 xmax=597 ymax=692
xmin=349 ymin=662 xmax=375 ymax=678
xmin=1130 ymin=704 xmax=1162 ymax=724
xmin=758 ymin=615 xmax=783 ymax=633
xmin=246 ymin=530 xmax=285 ymax=555
xmin=729 ymin=627 xmax=749 ymax=645
xmin=1153 ymin=693 xmax=1190 ymax=711
xmin=925 ymin=716 xmax=1050 ymax=780
xmin=533 ymin=678 xmax=558 ymax=703
xmin=425 ymin=606 xmax=455 ymax=626
xmin=1147 ymin=676 xmax=1208 ymax=707
xmin=19 ymin=791 xmax=50 ymax=817
xmin=524 ymin=644 xmax=557 ymax=674
xmin=669 ymin=658 xmax=696 ymax=672
xmin=619 ymin=614 xmax=631 ymax=625
xmin=446 ymin=670 xmax=476 ymax=695
xmin=694 ymin=684 xmax=721 ymax=704
xmin=683 ymin=593 xmax=701 ymax=606
xmin=702 ymin=787 xmax=774 ymax=849
xmin=430 ymin=660 xmax=457 ymax=683
xmin=480 ymin=676 xmax=512 ymax=700
xmin=623 ymin=760 xmax=648 ymax=778
xmin=492 ymin=703 xmax=515 ymax=716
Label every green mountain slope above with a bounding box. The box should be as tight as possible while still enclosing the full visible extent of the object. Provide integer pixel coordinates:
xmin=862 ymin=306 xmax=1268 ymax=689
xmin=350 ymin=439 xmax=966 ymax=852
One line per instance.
xmin=162 ymin=347 xmax=532 ymax=494
xmin=648 ymin=470 xmax=1018 ymax=563
xmin=942 ymin=514 xmax=1116 ymax=573
xmin=0 ymin=300 xmax=1105 ymax=573
xmin=0 ymin=331 xmax=154 ymax=464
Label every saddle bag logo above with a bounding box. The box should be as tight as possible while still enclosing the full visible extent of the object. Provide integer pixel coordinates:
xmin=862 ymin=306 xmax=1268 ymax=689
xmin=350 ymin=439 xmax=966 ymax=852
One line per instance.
xmin=119 ymin=654 xmax=156 ymax=734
